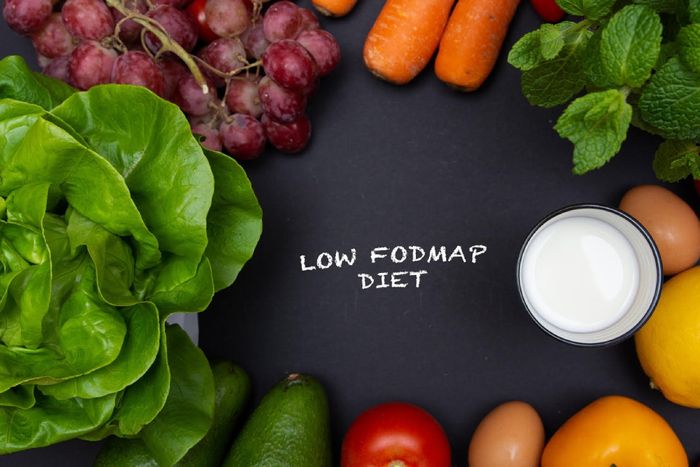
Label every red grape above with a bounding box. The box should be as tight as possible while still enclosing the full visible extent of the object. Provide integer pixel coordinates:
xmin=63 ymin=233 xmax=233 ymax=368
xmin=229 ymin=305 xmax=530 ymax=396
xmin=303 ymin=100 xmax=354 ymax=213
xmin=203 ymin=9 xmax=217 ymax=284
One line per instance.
xmin=298 ymin=8 xmax=320 ymax=31
xmin=262 ymin=113 xmax=310 ymax=153
xmin=10 ymin=0 xmax=339 ymax=160
xmin=296 ymin=29 xmax=340 ymax=77
xmin=176 ymin=73 xmax=216 ymax=116
xmin=111 ymin=51 xmax=165 ymax=96
xmin=111 ymin=0 xmax=147 ymax=45
xmin=61 ymin=0 xmax=114 ymax=41
xmin=198 ymin=37 xmax=246 ymax=84
xmin=241 ymin=23 xmax=269 ymax=60
xmin=31 ymin=13 xmax=76 ymax=59
xmin=68 ymin=41 xmax=117 ymax=90
xmin=225 ymin=77 xmax=262 ymax=117
xmin=159 ymin=57 xmax=189 ymax=101
xmin=263 ymin=0 xmax=301 ymax=42
xmin=145 ymin=5 xmax=198 ymax=53
xmin=190 ymin=117 xmax=223 ymax=151
xmin=3 ymin=0 xmax=52 ymax=34
xmin=262 ymin=39 xmax=317 ymax=92
xmin=185 ymin=0 xmax=217 ymax=43
xmin=205 ymin=0 xmax=250 ymax=38
xmin=43 ymin=54 xmax=71 ymax=82
xmin=220 ymin=113 xmax=266 ymax=160
xmin=258 ymin=75 xmax=305 ymax=123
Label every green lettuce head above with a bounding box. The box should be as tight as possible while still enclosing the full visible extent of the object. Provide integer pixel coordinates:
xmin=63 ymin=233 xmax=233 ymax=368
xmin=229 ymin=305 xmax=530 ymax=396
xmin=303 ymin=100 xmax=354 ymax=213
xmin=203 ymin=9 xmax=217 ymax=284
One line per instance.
xmin=0 ymin=56 xmax=262 ymax=464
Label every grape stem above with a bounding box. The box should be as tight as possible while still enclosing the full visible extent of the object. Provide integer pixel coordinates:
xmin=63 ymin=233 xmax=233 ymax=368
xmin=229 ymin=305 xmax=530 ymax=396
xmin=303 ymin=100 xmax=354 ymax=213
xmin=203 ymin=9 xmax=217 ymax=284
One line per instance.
xmin=105 ymin=0 xmax=210 ymax=94
xmin=252 ymin=0 xmax=264 ymax=20
xmin=193 ymin=56 xmax=262 ymax=80
xmin=111 ymin=17 xmax=132 ymax=53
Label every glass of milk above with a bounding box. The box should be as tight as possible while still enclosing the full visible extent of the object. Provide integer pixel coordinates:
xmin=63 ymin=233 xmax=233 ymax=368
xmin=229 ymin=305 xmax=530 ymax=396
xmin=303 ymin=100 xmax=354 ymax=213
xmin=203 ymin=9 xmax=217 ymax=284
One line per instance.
xmin=517 ymin=204 xmax=662 ymax=346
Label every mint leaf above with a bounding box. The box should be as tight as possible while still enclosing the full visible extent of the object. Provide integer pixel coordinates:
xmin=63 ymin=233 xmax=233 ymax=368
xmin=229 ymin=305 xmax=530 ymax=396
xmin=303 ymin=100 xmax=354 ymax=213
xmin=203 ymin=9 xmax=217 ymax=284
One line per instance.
xmin=508 ymin=23 xmax=571 ymax=71
xmin=690 ymin=0 xmax=700 ymax=22
xmin=582 ymin=6 xmax=662 ymax=90
xmin=555 ymin=89 xmax=632 ymax=174
xmin=542 ymin=24 xmax=571 ymax=59
xmin=599 ymin=5 xmax=662 ymax=87
xmin=653 ymin=140 xmax=700 ymax=181
xmin=678 ymin=24 xmax=700 ymax=73
xmin=630 ymin=101 xmax=666 ymax=135
xmin=584 ymin=29 xmax=616 ymax=88
xmin=557 ymin=0 xmax=617 ymax=19
xmin=521 ymin=29 xmax=592 ymax=108
xmin=509 ymin=31 xmax=542 ymax=71
xmin=639 ymin=57 xmax=700 ymax=139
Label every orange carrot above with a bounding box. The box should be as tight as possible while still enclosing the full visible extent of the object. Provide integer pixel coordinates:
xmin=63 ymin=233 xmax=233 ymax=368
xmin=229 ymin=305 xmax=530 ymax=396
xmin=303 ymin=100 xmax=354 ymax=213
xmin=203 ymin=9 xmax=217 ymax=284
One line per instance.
xmin=363 ymin=0 xmax=456 ymax=85
xmin=312 ymin=0 xmax=357 ymax=17
xmin=435 ymin=0 xmax=521 ymax=91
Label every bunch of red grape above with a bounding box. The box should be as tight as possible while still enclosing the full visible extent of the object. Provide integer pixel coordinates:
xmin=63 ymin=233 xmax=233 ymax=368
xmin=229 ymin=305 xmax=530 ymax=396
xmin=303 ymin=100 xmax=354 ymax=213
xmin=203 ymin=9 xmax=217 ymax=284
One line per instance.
xmin=3 ymin=0 xmax=340 ymax=159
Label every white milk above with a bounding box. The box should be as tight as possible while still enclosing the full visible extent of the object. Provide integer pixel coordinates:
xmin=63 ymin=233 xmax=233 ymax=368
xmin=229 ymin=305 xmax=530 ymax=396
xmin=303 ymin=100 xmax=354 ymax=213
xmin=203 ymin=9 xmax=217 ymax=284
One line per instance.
xmin=520 ymin=216 xmax=640 ymax=333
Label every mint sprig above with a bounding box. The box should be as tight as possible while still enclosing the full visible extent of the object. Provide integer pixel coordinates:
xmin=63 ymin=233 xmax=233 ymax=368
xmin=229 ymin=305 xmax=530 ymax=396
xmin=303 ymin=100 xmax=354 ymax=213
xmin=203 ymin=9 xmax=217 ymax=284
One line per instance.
xmin=510 ymin=0 xmax=700 ymax=180
xmin=508 ymin=22 xmax=571 ymax=71
xmin=653 ymin=140 xmax=700 ymax=181
xmin=512 ymin=24 xmax=592 ymax=107
xmin=555 ymin=89 xmax=632 ymax=174
xmin=598 ymin=5 xmax=662 ymax=87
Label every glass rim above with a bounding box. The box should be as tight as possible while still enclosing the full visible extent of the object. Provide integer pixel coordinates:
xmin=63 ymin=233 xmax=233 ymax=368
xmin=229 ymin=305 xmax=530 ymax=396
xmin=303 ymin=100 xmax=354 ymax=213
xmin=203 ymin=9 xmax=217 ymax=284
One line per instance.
xmin=515 ymin=203 xmax=663 ymax=347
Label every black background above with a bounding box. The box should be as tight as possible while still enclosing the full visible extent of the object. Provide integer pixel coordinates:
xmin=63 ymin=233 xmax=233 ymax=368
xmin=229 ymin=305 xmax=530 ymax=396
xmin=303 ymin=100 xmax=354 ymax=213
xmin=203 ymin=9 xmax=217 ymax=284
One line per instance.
xmin=3 ymin=1 xmax=700 ymax=465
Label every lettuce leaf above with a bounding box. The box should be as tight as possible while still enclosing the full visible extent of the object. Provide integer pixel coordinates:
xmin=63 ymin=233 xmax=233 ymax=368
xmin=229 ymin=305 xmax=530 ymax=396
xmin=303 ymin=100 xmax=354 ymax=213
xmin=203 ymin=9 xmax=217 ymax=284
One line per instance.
xmin=0 ymin=56 xmax=73 ymax=110
xmin=138 ymin=324 xmax=215 ymax=466
xmin=0 ymin=56 xmax=262 ymax=458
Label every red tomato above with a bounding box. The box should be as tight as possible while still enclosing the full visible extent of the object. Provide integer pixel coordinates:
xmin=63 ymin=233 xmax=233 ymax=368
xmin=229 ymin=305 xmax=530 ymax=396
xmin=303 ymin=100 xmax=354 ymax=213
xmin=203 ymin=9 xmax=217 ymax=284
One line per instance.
xmin=530 ymin=0 xmax=565 ymax=22
xmin=341 ymin=402 xmax=451 ymax=467
xmin=185 ymin=0 xmax=218 ymax=44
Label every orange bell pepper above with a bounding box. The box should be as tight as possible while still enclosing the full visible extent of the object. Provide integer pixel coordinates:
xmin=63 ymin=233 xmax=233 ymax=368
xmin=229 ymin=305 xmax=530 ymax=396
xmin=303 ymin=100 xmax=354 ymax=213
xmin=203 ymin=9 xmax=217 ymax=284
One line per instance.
xmin=542 ymin=395 xmax=688 ymax=467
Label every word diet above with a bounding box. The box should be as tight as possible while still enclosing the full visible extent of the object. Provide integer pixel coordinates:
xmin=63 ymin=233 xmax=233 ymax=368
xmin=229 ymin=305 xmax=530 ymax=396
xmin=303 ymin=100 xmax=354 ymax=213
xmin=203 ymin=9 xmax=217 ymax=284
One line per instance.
xmin=299 ymin=244 xmax=488 ymax=289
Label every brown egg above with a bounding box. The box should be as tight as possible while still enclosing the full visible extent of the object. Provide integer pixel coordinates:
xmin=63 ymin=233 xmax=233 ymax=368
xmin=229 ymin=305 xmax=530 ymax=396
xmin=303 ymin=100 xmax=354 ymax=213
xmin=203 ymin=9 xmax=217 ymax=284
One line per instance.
xmin=620 ymin=185 xmax=700 ymax=275
xmin=468 ymin=401 xmax=544 ymax=467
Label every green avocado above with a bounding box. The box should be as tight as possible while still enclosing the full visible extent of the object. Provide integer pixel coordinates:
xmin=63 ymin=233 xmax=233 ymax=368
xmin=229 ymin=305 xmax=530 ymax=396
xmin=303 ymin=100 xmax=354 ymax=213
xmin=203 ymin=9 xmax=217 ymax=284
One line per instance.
xmin=92 ymin=436 xmax=158 ymax=467
xmin=222 ymin=373 xmax=332 ymax=467
xmin=178 ymin=360 xmax=251 ymax=466
xmin=93 ymin=360 xmax=251 ymax=467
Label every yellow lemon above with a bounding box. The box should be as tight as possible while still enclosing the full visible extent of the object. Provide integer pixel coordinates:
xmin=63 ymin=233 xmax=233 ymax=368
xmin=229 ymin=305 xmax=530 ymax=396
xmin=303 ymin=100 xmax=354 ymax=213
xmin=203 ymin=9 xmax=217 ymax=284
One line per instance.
xmin=635 ymin=266 xmax=700 ymax=408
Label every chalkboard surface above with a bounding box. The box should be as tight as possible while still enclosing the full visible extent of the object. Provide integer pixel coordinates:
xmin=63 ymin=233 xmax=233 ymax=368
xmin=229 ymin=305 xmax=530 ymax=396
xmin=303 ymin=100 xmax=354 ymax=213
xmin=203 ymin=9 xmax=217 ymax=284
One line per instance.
xmin=3 ymin=1 xmax=699 ymax=465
